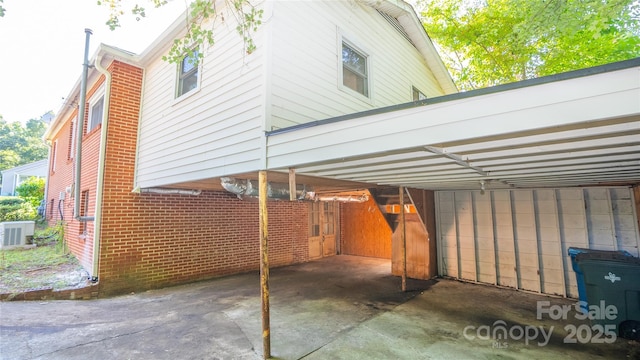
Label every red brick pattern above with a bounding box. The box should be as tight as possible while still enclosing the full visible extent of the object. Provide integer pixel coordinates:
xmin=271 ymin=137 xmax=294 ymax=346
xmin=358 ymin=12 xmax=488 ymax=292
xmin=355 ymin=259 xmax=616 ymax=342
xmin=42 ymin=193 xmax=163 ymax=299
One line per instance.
xmin=48 ymin=60 xmax=310 ymax=297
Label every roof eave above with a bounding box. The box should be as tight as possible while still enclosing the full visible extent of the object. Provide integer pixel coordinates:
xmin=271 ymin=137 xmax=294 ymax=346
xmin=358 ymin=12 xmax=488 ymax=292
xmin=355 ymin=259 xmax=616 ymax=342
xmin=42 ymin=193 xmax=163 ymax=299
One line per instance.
xmin=363 ymin=0 xmax=458 ymax=94
xmin=44 ymin=44 xmax=141 ymax=141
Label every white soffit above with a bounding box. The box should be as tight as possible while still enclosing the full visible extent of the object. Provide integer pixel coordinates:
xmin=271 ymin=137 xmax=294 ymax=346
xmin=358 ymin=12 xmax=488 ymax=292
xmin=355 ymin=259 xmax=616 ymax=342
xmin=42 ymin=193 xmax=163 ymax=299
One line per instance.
xmin=267 ymin=59 xmax=640 ymax=190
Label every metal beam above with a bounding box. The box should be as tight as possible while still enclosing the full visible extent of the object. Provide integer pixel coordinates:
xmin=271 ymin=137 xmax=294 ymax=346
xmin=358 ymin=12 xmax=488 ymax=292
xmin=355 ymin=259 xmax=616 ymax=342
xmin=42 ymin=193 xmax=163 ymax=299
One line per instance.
xmin=424 ymin=146 xmax=487 ymax=176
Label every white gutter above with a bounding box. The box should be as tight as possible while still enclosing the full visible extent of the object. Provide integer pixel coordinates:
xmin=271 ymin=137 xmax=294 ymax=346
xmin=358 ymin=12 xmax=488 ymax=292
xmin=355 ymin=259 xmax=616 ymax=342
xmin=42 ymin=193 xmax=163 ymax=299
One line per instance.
xmin=91 ymin=51 xmax=113 ymax=282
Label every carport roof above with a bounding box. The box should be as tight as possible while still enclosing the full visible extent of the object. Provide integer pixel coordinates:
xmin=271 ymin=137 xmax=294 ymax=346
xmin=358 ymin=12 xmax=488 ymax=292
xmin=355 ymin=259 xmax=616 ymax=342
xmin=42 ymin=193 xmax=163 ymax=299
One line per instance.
xmin=266 ymin=58 xmax=640 ymax=191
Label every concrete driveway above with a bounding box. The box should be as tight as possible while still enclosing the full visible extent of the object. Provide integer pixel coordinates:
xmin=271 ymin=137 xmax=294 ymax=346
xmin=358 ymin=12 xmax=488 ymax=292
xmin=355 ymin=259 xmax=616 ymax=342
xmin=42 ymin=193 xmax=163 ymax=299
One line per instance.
xmin=0 ymin=256 xmax=634 ymax=359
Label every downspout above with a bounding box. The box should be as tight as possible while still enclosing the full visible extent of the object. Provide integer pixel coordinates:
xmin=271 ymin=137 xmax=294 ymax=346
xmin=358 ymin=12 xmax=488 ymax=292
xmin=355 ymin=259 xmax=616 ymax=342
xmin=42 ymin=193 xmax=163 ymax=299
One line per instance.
xmin=91 ymin=50 xmax=112 ymax=282
xmin=43 ymin=142 xmax=51 ymax=220
xmin=74 ymin=28 xmax=92 ymax=219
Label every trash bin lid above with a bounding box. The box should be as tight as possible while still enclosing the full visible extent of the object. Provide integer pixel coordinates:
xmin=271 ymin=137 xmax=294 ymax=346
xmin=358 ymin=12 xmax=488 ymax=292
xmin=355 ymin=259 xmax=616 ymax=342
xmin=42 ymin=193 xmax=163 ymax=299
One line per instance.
xmin=575 ymin=251 xmax=640 ymax=264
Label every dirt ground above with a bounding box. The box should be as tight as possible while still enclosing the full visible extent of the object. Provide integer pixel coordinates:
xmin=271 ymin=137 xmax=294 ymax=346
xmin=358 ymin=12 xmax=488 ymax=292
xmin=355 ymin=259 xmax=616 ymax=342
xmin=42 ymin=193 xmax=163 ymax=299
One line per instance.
xmin=0 ymin=251 xmax=89 ymax=294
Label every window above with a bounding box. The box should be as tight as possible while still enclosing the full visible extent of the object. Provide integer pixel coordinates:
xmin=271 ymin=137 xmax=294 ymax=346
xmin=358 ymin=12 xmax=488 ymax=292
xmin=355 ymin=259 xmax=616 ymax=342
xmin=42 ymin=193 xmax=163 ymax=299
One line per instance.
xmin=309 ymin=203 xmax=320 ymax=237
xmin=412 ymin=87 xmax=427 ymax=101
xmin=51 ymin=140 xmax=57 ymax=173
xmin=67 ymin=119 xmax=76 ymax=160
xmin=88 ymin=95 xmax=104 ymax=132
xmin=177 ymin=49 xmax=200 ymax=97
xmin=80 ymin=190 xmax=89 ymax=235
xmin=342 ymin=42 xmax=368 ymax=97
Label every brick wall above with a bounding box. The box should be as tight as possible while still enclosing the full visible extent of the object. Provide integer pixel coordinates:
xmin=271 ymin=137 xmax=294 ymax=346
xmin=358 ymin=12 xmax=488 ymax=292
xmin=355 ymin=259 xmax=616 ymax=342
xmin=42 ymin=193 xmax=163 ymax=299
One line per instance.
xmin=46 ymin=76 xmax=106 ymax=273
xmin=47 ymin=60 xmax=311 ymax=297
xmin=95 ymin=60 xmax=309 ymax=296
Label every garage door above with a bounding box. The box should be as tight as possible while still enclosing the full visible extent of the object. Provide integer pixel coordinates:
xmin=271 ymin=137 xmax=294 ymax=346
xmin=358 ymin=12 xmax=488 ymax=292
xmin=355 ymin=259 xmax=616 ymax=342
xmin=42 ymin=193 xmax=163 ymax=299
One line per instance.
xmin=435 ymin=187 xmax=640 ymax=297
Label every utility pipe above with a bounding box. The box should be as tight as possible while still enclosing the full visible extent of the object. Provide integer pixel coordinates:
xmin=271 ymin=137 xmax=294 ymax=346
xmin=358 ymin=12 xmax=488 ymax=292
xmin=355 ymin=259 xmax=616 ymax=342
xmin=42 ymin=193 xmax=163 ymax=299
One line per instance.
xmin=400 ymin=186 xmax=407 ymax=292
xmin=74 ymin=28 xmax=92 ymax=219
xmin=91 ymin=50 xmax=112 ymax=282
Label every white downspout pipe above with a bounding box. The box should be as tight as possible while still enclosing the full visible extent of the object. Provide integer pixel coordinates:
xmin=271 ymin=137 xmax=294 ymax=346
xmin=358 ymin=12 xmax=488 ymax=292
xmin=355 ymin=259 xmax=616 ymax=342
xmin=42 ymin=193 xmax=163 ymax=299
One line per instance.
xmin=91 ymin=51 xmax=112 ymax=282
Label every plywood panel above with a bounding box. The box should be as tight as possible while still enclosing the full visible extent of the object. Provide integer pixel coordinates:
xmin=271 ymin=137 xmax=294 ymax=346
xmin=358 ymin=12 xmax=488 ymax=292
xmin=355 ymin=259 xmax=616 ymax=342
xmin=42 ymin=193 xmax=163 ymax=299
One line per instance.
xmin=386 ymin=189 xmax=437 ymax=280
xmin=492 ymin=190 xmax=517 ymax=289
xmin=392 ymin=214 xmax=430 ymax=279
xmin=437 ymin=191 xmax=458 ymax=277
xmin=611 ymin=188 xmax=640 ymax=256
xmin=455 ymin=192 xmax=476 ymax=281
xmin=436 ymin=187 xmax=640 ymax=299
xmin=340 ymin=197 xmax=392 ymax=259
xmin=473 ymin=191 xmax=496 ymax=284
xmin=556 ymin=188 xmax=588 ymax=298
xmin=512 ymin=190 xmax=541 ymax=293
xmin=422 ymin=191 xmax=438 ymax=279
xmin=585 ymin=188 xmax=617 ymax=250
xmin=534 ymin=190 xmax=564 ymax=296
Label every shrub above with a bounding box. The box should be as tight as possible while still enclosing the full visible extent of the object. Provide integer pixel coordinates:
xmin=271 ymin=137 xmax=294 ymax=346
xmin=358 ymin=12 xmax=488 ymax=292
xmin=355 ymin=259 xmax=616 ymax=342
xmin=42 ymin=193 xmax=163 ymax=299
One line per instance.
xmin=0 ymin=197 xmax=24 ymax=206
xmin=15 ymin=177 xmax=45 ymax=208
xmin=0 ymin=201 xmax=37 ymax=222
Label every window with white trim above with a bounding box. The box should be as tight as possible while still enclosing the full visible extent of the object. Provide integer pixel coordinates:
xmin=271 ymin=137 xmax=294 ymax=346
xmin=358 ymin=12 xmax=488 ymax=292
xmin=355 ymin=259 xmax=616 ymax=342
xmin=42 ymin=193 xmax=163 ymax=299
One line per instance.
xmin=88 ymin=93 xmax=104 ymax=133
xmin=176 ymin=49 xmax=200 ymax=98
xmin=341 ymin=42 xmax=369 ymax=97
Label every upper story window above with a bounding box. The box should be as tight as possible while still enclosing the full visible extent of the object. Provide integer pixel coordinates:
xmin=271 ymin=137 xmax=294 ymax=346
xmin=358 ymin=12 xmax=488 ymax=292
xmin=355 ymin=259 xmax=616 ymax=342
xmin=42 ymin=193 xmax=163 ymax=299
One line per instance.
xmin=67 ymin=118 xmax=76 ymax=160
xmin=177 ymin=49 xmax=200 ymax=98
xmin=51 ymin=140 xmax=58 ymax=173
xmin=342 ymin=42 xmax=369 ymax=97
xmin=412 ymin=87 xmax=427 ymax=101
xmin=88 ymin=92 xmax=104 ymax=133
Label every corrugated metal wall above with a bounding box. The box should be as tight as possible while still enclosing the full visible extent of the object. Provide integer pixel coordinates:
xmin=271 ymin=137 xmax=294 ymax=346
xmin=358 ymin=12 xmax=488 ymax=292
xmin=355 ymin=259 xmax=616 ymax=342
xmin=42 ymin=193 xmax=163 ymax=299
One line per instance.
xmin=435 ymin=187 xmax=640 ymax=298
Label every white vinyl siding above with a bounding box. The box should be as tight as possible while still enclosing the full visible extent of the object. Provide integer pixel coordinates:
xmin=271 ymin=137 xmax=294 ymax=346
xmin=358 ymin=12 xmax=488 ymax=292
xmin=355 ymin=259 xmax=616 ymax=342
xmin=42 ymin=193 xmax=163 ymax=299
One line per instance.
xmin=436 ymin=188 xmax=640 ymax=298
xmin=268 ymin=1 xmax=443 ymax=131
xmin=135 ymin=8 xmax=266 ymax=188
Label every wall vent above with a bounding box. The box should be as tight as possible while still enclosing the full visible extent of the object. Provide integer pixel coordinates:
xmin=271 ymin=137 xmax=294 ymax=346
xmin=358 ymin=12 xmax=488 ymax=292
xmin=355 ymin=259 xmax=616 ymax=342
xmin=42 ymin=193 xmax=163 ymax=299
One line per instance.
xmin=376 ymin=10 xmax=416 ymax=48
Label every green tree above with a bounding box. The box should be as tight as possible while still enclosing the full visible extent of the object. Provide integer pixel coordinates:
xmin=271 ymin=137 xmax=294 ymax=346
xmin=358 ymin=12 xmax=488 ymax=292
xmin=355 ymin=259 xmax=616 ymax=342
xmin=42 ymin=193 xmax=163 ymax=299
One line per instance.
xmin=15 ymin=176 xmax=45 ymax=208
xmin=99 ymin=0 xmax=263 ymax=61
xmin=418 ymin=0 xmax=640 ymax=90
xmin=0 ymin=117 xmax=48 ymax=171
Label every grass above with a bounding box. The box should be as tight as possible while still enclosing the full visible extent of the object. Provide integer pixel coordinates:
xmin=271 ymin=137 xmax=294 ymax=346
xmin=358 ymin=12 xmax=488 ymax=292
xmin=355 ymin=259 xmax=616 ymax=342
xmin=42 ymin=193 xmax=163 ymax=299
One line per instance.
xmin=0 ymin=226 xmax=88 ymax=293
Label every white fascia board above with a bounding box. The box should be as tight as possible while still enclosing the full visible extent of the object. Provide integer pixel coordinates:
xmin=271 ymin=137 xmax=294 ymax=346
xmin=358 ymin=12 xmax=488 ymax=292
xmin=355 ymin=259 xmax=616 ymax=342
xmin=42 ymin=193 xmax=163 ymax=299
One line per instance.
xmin=137 ymin=7 xmax=189 ymax=67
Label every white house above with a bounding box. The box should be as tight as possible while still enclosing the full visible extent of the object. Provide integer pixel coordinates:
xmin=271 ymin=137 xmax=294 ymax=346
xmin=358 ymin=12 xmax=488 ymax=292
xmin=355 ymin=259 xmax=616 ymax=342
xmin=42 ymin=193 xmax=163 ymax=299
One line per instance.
xmin=1 ymin=159 xmax=48 ymax=196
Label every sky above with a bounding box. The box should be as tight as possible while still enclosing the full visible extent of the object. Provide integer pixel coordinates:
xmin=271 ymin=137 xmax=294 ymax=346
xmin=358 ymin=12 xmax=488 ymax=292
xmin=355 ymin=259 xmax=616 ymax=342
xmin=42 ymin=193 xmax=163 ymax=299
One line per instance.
xmin=0 ymin=0 xmax=186 ymax=124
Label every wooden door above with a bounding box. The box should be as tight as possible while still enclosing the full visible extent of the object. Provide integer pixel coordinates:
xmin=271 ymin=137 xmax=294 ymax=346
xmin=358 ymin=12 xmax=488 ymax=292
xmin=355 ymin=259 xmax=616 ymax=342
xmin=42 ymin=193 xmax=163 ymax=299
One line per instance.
xmin=309 ymin=202 xmax=337 ymax=259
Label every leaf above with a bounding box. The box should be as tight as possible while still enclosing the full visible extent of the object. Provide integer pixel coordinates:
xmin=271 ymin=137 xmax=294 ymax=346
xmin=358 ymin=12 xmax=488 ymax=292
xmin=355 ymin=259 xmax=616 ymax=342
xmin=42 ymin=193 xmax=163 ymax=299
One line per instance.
xmin=419 ymin=0 xmax=640 ymax=90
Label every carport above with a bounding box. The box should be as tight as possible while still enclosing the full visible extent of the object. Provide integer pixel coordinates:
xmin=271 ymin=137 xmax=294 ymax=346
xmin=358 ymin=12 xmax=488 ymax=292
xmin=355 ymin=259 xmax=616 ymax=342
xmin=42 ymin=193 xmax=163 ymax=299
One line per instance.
xmin=260 ymin=58 xmax=640 ymax=354
xmin=265 ymin=58 xmax=640 ymax=291
xmin=89 ymin=58 xmax=639 ymax=358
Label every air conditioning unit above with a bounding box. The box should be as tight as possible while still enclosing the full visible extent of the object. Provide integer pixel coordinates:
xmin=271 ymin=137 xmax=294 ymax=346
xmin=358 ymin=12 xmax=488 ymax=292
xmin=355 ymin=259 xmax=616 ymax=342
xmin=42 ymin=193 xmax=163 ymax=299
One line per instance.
xmin=0 ymin=221 xmax=36 ymax=249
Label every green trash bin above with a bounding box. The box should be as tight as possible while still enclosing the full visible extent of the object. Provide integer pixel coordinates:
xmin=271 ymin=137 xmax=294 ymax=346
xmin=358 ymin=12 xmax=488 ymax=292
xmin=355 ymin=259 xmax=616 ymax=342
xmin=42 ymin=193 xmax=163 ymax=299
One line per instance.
xmin=576 ymin=252 xmax=640 ymax=340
